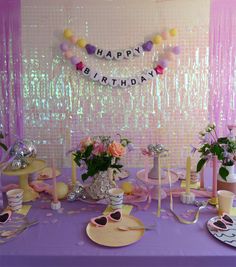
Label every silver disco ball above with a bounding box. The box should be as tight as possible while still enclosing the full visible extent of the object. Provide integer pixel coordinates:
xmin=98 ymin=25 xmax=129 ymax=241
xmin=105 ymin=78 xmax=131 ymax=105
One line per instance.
xmin=9 ymin=139 xmax=37 ymax=170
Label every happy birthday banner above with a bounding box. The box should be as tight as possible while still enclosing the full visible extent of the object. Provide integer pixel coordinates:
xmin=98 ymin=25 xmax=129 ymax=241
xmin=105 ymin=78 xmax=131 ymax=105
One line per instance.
xmin=59 ymin=28 xmax=181 ymax=88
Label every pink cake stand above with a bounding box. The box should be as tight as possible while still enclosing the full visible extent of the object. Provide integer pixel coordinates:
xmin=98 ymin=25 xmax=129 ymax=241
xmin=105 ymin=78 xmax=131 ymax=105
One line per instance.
xmin=136 ymin=169 xmax=179 ymax=200
xmin=136 ymin=169 xmax=179 ymax=185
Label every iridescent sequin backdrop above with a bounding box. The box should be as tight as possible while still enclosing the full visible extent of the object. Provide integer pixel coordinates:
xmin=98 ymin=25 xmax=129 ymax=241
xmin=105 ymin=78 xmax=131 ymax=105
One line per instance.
xmin=21 ymin=0 xmax=210 ymax=168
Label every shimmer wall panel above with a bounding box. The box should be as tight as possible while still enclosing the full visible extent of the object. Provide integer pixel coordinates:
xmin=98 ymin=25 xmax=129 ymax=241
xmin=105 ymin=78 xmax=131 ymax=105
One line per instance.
xmin=21 ymin=0 xmax=210 ymax=168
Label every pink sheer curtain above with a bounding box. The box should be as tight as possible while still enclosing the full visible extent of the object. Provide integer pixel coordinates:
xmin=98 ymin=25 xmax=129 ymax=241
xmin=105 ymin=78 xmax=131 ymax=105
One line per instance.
xmin=0 ymin=0 xmax=23 ymax=148
xmin=209 ymin=0 xmax=236 ymax=136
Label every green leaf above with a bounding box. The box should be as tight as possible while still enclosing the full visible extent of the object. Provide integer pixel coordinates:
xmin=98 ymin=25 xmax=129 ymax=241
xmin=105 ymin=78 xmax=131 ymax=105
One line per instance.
xmin=84 ymin=144 xmax=93 ymax=158
xmin=0 ymin=142 xmax=7 ymax=151
xmin=196 ymin=158 xmax=207 ymax=172
xmin=211 ymin=144 xmax=223 ymax=157
xmin=111 ymin=164 xmax=123 ymax=169
xmin=219 ymin=167 xmax=229 ymax=181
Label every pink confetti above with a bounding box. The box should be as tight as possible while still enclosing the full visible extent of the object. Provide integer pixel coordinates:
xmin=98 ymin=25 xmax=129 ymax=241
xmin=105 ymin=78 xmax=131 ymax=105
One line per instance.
xmin=161 ymin=215 xmax=169 ymax=219
xmin=51 ymin=219 xmax=58 ymax=224
xmin=46 ymin=213 xmax=53 ymax=217
xmin=77 ymin=241 xmax=84 ymax=246
xmin=57 ymin=208 xmax=64 ymax=214
xmin=67 ymin=210 xmax=80 ymax=215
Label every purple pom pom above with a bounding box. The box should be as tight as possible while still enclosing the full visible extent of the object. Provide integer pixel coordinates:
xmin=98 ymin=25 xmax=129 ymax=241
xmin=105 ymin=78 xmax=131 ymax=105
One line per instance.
xmin=159 ymin=59 xmax=169 ymax=68
xmin=172 ymin=46 xmax=181 ymax=55
xmin=85 ymin=44 xmax=96 ymax=55
xmin=70 ymin=56 xmax=80 ymax=65
xmin=60 ymin=42 xmax=69 ymax=52
xmin=142 ymin=41 xmax=153 ymax=52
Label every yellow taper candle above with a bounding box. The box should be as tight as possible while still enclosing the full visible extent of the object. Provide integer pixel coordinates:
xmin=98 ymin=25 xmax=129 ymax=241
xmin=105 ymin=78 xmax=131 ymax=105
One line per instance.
xmin=185 ymin=156 xmax=191 ymax=194
xmin=71 ymin=154 xmax=77 ymax=186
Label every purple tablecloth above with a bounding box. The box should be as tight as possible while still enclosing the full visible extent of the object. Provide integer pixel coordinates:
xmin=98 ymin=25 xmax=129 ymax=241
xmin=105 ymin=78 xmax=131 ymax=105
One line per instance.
xmin=0 ymin=168 xmax=235 ymax=267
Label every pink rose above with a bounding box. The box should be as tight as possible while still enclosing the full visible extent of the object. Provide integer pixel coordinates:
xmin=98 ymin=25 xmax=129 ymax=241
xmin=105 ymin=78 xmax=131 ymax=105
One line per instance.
xmin=79 ymin=137 xmax=93 ymax=151
xmin=92 ymin=142 xmax=105 ymax=156
xmin=108 ymin=142 xmax=126 ymax=158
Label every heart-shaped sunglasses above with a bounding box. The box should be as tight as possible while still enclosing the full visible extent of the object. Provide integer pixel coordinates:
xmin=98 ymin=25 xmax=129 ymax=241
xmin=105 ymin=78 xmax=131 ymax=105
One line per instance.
xmin=91 ymin=210 xmax=122 ymax=227
xmin=0 ymin=210 xmax=12 ymax=224
xmin=208 ymin=213 xmax=234 ymax=231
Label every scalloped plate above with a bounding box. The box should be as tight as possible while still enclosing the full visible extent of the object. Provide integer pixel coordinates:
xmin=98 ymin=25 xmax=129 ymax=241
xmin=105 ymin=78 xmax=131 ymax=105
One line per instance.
xmin=207 ymin=216 xmax=236 ymax=247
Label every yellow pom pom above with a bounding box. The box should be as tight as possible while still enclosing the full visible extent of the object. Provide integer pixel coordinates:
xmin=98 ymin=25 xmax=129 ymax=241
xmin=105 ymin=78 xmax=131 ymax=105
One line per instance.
xmin=56 ymin=182 xmax=69 ymax=200
xmin=63 ymin=29 xmax=73 ymax=39
xmin=169 ymin=28 xmax=177 ymax=37
xmin=121 ymin=182 xmax=134 ymax=194
xmin=77 ymin=38 xmax=87 ymax=48
xmin=153 ymin=35 xmax=162 ymax=45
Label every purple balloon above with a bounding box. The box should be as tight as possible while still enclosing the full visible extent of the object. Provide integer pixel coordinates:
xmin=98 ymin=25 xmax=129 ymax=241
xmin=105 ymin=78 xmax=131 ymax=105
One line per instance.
xmin=85 ymin=44 xmax=96 ymax=55
xmin=172 ymin=46 xmax=181 ymax=55
xmin=70 ymin=56 xmax=80 ymax=65
xmin=142 ymin=41 xmax=153 ymax=52
xmin=60 ymin=42 xmax=69 ymax=52
xmin=159 ymin=59 xmax=169 ymax=68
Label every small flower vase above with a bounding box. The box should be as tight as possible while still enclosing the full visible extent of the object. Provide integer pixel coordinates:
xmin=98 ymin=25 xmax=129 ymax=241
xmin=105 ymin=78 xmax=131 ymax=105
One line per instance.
xmin=217 ymin=165 xmax=236 ymax=194
xmin=86 ymin=168 xmax=116 ymax=200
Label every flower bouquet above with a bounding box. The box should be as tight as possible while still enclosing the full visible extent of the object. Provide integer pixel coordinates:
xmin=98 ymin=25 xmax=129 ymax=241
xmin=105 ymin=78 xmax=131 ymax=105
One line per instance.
xmin=194 ymin=124 xmax=236 ymax=181
xmin=73 ymin=135 xmax=133 ymax=182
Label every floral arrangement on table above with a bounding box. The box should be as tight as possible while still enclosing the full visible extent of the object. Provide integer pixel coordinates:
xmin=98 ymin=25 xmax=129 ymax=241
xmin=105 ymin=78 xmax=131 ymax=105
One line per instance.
xmin=193 ymin=123 xmax=236 ymax=181
xmin=73 ymin=135 xmax=133 ymax=181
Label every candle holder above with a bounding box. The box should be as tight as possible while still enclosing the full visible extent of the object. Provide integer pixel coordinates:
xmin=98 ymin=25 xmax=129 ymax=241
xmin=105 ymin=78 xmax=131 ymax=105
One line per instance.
xmin=51 ymin=200 xmax=61 ymax=210
xmin=180 ymin=192 xmax=195 ymax=204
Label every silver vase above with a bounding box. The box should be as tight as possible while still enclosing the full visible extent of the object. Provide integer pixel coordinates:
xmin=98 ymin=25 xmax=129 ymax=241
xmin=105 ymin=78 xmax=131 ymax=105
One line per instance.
xmin=86 ymin=168 xmax=115 ymax=200
xmin=148 ymin=155 xmax=162 ymax=179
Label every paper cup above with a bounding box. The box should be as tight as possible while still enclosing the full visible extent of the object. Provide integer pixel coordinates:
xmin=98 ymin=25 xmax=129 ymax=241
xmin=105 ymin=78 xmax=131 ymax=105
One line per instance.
xmin=6 ymin=189 xmax=23 ymax=211
xmin=217 ymin=190 xmax=235 ymax=215
xmin=108 ymin=188 xmax=124 ymax=210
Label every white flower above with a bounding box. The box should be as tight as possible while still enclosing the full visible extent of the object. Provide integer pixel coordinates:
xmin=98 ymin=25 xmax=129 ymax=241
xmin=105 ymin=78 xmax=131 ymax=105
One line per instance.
xmin=199 ymin=131 xmax=205 ymax=136
xmin=205 ymin=127 xmax=211 ymax=132
xmin=207 ymin=123 xmax=216 ymax=129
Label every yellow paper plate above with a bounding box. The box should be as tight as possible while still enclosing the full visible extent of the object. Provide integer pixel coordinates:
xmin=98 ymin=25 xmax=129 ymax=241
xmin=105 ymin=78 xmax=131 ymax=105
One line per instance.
xmin=86 ymin=214 xmax=145 ymax=247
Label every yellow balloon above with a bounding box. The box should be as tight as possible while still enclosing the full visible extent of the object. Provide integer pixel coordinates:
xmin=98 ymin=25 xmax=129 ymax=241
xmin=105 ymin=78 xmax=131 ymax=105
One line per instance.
xmin=63 ymin=29 xmax=73 ymax=39
xmin=77 ymin=38 xmax=87 ymax=48
xmin=121 ymin=182 xmax=134 ymax=194
xmin=153 ymin=35 xmax=162 ymax=45
xmin=169 ymin=28 xmax=177 ymax=37
xmin=56 ymin=182 xmax=69 ymax=200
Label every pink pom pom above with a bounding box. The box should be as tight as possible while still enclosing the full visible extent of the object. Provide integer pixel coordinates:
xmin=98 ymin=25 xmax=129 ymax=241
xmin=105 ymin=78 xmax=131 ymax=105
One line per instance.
xmin=165 ymin=51 xmax=175 ymax=61
xmin=64 ymin=50 xmax=73 ymax=59
xmin=161 ymin=31 xmax=169 ymax=40
xmin=70 ymin=36 xmax=77 ymax=44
